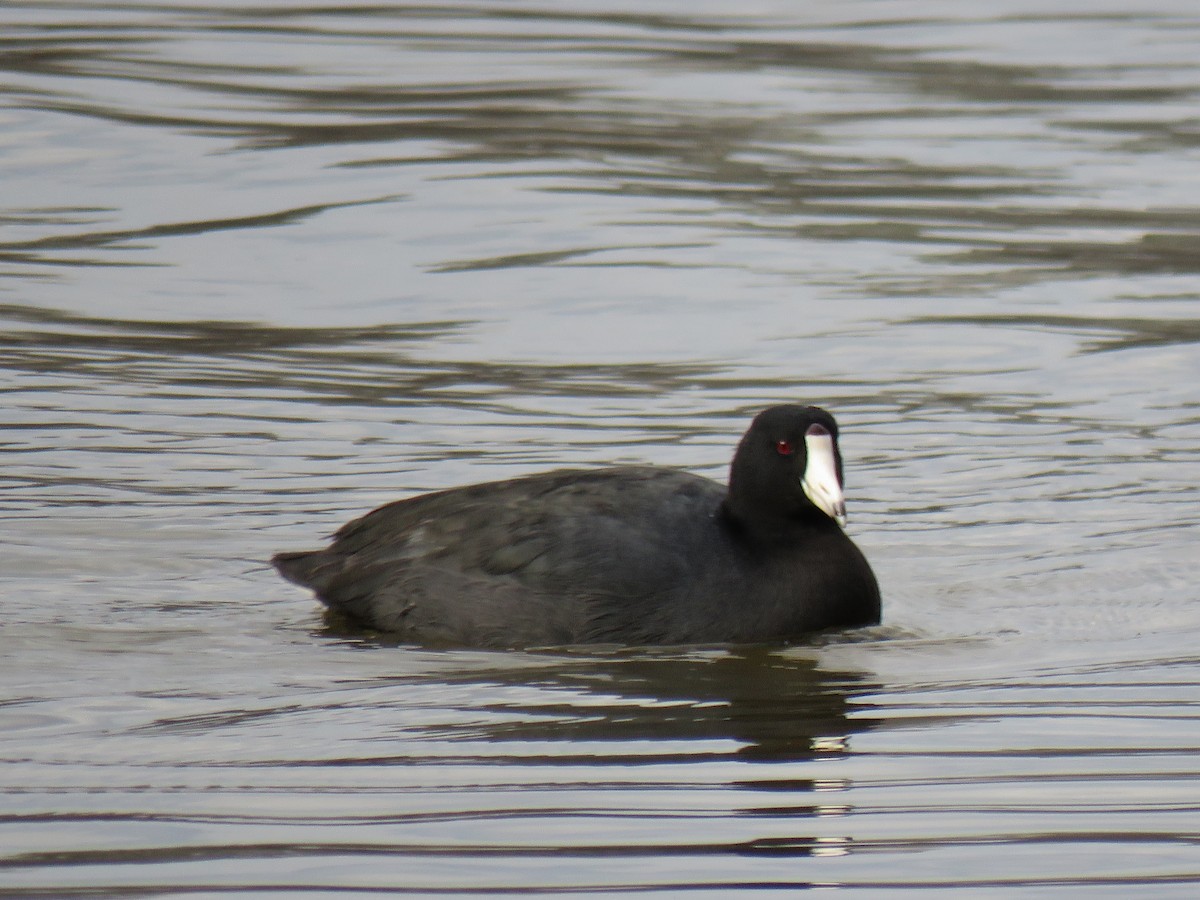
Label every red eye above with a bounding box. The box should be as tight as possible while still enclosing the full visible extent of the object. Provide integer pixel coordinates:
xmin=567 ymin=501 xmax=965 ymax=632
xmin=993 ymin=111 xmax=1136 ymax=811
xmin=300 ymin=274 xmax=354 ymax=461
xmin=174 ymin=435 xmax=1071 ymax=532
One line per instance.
xmin=775 ymin=439 xmax=794 ymax=456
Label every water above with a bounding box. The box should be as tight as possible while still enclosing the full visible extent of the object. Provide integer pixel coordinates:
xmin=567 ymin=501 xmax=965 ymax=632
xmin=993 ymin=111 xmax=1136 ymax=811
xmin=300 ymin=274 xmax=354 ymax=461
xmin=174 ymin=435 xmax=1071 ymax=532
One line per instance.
xmin=3 ymin=1 xmax=1200 ymax=895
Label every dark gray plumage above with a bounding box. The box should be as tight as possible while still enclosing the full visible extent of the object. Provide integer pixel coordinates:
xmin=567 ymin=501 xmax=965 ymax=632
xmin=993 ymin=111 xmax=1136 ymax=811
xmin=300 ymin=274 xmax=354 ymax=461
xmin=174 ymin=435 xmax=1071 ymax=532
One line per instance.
xmin=273 ymin=405 xmax=880 ymax=647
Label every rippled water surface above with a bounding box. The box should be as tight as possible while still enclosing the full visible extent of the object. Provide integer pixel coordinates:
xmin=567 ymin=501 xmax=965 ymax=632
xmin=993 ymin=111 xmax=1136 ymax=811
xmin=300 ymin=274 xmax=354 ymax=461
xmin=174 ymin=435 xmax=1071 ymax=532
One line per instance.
xmin=3 ymin=1 xmax=1200 ymax=895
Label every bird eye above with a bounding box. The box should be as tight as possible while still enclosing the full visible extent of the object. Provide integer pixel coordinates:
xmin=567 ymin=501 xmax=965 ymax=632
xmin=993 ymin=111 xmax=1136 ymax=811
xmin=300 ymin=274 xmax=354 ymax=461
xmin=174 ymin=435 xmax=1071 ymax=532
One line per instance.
xmin=775 ymin=439 xmax=794 ymax=456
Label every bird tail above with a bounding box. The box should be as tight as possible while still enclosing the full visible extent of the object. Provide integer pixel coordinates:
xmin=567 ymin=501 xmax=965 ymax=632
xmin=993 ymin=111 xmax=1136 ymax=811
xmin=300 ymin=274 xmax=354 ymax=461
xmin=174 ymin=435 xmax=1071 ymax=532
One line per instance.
xmin=271 ymin=550 xmax=331 ymax=589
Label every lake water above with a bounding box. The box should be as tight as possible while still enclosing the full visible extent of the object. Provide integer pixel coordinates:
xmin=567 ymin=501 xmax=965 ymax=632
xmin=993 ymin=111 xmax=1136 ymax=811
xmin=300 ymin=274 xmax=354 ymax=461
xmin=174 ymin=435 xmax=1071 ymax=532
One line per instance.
xmin=3 ymin=1 xmax=1200 ymax=895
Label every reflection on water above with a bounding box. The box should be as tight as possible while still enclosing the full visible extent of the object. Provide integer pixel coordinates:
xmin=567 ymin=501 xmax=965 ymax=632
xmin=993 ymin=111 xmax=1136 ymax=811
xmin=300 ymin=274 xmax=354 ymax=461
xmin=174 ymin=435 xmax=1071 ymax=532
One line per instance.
xmin=0 ymin=196 xmax=402 ymax=269
xmin=0 ymin=302 xmax=720 ymax=412
xmin=5 ymin=636 xmax=1198 ymax=893
xmin=421 ymin=648 xmax=878 ymax=764
xmin=3 ymin=0 xmax=1200 ymax=896
xmin=3 ymin=2 xmax=1198 ymax=295
xmin=910 ymin=311 xmax=1200 ymax=353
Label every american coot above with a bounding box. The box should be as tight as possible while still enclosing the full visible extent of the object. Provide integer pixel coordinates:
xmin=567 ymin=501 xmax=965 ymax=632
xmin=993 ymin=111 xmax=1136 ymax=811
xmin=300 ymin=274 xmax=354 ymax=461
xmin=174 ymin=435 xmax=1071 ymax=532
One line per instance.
xmin=273 ymin=405 xmax=880 ymax=647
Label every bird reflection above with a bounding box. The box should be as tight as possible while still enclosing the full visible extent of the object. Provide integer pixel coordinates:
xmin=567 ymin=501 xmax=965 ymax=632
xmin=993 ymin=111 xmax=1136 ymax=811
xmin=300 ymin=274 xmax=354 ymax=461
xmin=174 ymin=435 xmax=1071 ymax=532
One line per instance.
xmin=386 ymin=643 xmax=882 ymax=766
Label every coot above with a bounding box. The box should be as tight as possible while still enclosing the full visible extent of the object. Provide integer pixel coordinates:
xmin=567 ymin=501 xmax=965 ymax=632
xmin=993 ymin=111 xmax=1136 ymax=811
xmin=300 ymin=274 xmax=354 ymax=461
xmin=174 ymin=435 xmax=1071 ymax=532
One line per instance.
xmin=273 ymin=405 xmax=879 ymax=647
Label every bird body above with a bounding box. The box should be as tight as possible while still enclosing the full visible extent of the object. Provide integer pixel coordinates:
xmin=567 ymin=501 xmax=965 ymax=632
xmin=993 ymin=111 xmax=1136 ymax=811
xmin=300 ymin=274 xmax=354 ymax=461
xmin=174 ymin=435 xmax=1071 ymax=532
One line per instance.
xmin=274 ymin=406 xmax=880 ymax=647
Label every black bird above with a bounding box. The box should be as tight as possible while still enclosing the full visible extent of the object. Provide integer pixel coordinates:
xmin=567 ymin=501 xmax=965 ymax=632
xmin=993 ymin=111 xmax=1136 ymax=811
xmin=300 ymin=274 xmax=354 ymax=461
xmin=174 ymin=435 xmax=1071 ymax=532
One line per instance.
xmin=273 ymin=405 xmax=880 ymax=647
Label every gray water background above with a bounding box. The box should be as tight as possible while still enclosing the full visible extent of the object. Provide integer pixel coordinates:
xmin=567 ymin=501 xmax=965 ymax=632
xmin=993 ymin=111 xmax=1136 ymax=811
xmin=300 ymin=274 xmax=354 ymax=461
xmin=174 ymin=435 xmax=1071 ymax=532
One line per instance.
xmin=3 ymin=1 xmax=1200 ymax=895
